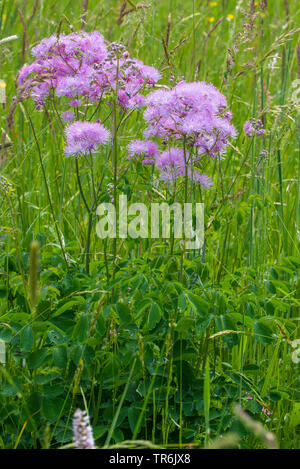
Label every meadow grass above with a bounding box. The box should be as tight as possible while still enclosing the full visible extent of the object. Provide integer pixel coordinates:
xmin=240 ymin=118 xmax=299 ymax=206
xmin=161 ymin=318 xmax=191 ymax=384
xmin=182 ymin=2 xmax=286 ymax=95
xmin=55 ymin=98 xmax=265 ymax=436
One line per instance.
xmin=0 ymin=0 xmax=299 ymax=449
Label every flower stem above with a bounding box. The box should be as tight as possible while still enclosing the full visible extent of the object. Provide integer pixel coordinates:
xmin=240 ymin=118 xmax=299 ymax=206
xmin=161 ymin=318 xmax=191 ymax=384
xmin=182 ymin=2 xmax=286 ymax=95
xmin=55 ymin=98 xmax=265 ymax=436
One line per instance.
xmin=25 ymin=106 xmax=69 ymax=270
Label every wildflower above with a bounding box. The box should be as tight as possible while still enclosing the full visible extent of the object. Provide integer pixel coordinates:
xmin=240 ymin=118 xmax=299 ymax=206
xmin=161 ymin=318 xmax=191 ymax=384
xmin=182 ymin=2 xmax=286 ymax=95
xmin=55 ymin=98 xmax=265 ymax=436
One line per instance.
xmin=18 ymin=31 xmax=160 ymax=112
xmin=208 ymin=17 xmax=215 ymax=23
xmin=156 ymin=148 xmax=212 ymax=187
xmin=144 ymin=81 xmax=236 ymax=158
xmin=227 ymin=14 xmax=234 ymax=21
xmin=262 ymin=407 xmax=271 ymax=416
xmin=31 ymin=31 xmax=107 ymax=63
xmin=56 ymin=75 xmax=91 ymax=99
xmin=69 ymin=99 xmax=82 ymax=108
xmin=142 ymin=158 xmax=155 ymax=165
xmin=156 ymin=147 xmax=186 ymax=176
xmin=243 ymin=118 xmax=265 ymax=137
xmin=191 ymin=171 xmax=213 ymax=187
xmin=65 ymin=121 xmax=110 ymax=156
xmin=117 ymin=89 xmax=130 ymax=109
xmin=61 ymin=111 xmax=75 ymax=123
xmin=142 ymin=81 xmax=235 ymax=187
xmin=73 ymin=409 xmax=95 ymax=449
xmin=129 ymin=94 xmax=146 ymax=109
xmin=128 ymin=139 xmax=159 ymax=165
xmin=209 ymin=2 xmax=218 ymax=6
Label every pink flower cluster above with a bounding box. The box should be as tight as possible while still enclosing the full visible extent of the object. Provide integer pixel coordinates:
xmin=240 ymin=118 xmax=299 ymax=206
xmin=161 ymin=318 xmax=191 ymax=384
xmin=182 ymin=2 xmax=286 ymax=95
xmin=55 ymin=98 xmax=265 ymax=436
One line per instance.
xmin=128 ymin=139 xmax=159 ymax=165
xmin=144 ymin=81 xmax=237 ymax=157
xmin=128 ymin=142 xmax=213 ymax=187
xmin=65 ymin=121 xmax=110 ymax=156
xmin=243 ymin=118 xmax=265 ymax=137
xmin=73 ymin=409 xmax=95 ymax=449
xmin=156 ymin=147 xmax=213 ymax=186
xmin=127 ymin=81 xmax=236 ymax=187
xmin=245 ymin=393 xmax=272 ymax=416
xmin=18 ymin=31 xmax=161 ymax=111
xmin=17 ymin=31 xmax=236 ymax=186
xmin=262 ymin=407 xmax=271 ymax=416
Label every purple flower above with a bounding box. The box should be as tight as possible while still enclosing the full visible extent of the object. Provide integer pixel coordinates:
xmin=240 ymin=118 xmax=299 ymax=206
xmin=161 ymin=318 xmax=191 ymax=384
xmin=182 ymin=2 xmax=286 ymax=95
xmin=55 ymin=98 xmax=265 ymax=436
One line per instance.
xmin=129 ymin=94 xmax=146 ymax=109
xmin=128 ymin=139 xmax=159 ymax=164
xmin=73 ymin=409 xmax=95 ymax=449
xmin=156 ymin=147 xmax=211 ymax=187
xmin=243 ymin=118 xmax=265 ymax=137
xmin=65 ymin=121 xmax=110 ymax=156
xmin=31 ymin=31 xmax=107 ymax=64
xmin=142 ymin=159 xmax=155 ymax=165
xmin=61 ymin=111 xmax=75 ymax=123
xmin=262 ymin=407 xmax=271 ymax=416
xmin=18 ymin=62 xmax=41 ymax=85
xmin=156 ymin=147 xmax=187 ymax=172
xmin=132 ymin=60 xmax=161 ymax=85
xmin=117 ymin=90 xmax=130 ymax=109
xmin=144 ymin=81 xmax=236 ymax=159
xmin=56 ymin=75 xmax=91 ymax=99
xmin=18 ymin=31 xmax=160 ymax=112
xmin=69 ymin=99 xmax=82 ymax=107
xmin=190 ymin=170 xmax=213 ymax=187
xmin=18 ymin=32 xmax=108 ymax=107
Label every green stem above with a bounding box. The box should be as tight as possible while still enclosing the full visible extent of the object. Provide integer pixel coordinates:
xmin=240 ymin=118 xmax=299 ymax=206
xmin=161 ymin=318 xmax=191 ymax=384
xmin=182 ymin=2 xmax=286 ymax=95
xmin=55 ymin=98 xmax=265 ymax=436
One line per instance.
xmin=85 ymin=212 xmax=93 ymax=275
xmin=25 ymin=106 xmax=69 ymax=270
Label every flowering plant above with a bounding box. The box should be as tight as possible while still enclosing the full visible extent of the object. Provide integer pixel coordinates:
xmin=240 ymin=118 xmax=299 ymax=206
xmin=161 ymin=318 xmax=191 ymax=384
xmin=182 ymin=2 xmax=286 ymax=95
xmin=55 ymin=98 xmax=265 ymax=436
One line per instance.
xmin=15 ymin=30 xmax=236 ymax=273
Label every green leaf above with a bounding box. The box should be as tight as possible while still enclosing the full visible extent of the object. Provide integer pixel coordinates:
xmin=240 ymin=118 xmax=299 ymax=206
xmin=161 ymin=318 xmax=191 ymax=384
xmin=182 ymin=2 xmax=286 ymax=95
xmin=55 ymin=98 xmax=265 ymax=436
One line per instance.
xmin=289 ymin=403 xmax=300 ymax=428
xmin=53 ymin=297 xmax=85 ymax=317
xmin=72 ymin=314 xmax=89 ymax=342
xmin=53 ymin=346 xmax=68 ymax=368
xmin=0 ymin=287 xmax=7 ymax=299
xmin=42 ymin=398 xmax=62 ymax=422
xmin=128 ymin=406 xmax=140 ymax=434
xmin=215 ymin=314 xmax=239 ymax=346
xmin=177 ymin=293 xmax=187 ymax=312
xmin=47 ymin=330 xmax=65 ymax=345
xmin=254 ymin=320 xmax=274 ymax=345
xmin=269 ymin=391 xmax=282 ymax=402
xmin=148 ymin=303 xmax=161 ymax=330
xmin=0 ymin=378 xmax=21 ymax=397
xmin=0 ymin=326 xmax=14 ymax=342
xmin=243 ymin=364 xmax=260 ymax=373
xmin=176 ymin=316 xmax=194 ymax=334
xmin=93 ymin=425 xmax=107 ymax=439
xmin=266 ymin=281 xmax=276 ymax=294
xmin=96 ymin=315 xmax=106 ymax=337
xmin=36 ymin=372 xmax=59 ymax=385
xmin=20 ymin=326 xmax=34 ymax=352
xmin=261 ymin=338 xmax=280 ymax=396
xmin=186 ymin=292 xmax=209 ymax=317
xmin=115 ymin=303 xmax=131 ymax=323
xmin=27 ymin=348 xmax=49 ymax=369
